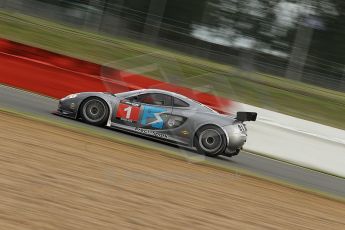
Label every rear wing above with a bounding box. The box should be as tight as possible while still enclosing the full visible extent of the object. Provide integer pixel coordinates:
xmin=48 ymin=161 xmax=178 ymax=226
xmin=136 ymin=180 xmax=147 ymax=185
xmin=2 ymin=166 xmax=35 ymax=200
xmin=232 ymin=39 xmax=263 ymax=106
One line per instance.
xmin=236 ymin=112 xmax=257 ymax=122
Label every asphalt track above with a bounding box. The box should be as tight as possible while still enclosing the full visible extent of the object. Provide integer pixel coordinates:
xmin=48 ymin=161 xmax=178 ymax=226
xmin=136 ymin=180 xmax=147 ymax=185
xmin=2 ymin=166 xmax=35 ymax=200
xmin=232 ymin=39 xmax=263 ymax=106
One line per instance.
xmin=1 ymin=84 xmax=345 ymax=198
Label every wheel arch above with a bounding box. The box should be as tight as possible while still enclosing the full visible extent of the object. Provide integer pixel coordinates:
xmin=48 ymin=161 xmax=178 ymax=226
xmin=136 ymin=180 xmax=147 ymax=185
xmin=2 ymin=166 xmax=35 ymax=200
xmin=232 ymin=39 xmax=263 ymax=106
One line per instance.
xmin=77 ymin=96 xmax=113 ymax=126
xmin=192 ymin=123 xmax=229 ymax=148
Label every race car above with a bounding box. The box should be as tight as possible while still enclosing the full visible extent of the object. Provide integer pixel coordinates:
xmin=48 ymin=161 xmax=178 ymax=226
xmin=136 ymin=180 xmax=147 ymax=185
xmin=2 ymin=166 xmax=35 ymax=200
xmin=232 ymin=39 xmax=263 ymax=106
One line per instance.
xmin=55 ymin=89 xmax=257 ymax=157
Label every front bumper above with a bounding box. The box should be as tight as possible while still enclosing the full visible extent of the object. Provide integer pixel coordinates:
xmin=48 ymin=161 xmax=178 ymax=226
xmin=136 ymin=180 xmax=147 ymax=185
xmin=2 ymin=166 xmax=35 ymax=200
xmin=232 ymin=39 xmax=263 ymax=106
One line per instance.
xmin=54 ymin=99 xmax=78 ymax=118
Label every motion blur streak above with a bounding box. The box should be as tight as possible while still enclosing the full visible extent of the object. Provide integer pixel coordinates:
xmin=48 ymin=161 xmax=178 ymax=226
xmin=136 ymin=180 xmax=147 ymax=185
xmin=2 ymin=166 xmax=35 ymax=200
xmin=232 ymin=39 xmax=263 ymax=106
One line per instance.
xmin=0 ymin=38 xmax=232 ymax=114
xmin=0 ymin=111 xmax=345 ymax=229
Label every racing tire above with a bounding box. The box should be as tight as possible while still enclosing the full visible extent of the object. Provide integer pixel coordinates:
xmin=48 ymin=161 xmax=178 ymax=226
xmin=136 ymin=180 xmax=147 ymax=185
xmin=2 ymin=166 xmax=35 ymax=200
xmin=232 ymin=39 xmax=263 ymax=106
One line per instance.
xmin=194 ymin=125 xmax=227 ymax=157
xmin=80 ymin=97 xmax=109 ymax=126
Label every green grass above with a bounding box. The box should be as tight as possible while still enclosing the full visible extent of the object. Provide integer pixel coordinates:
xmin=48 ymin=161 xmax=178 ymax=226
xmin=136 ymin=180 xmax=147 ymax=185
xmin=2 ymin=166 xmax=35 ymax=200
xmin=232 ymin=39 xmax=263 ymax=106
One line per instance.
xmin=1 ymin=10 xmax=345 ymax=129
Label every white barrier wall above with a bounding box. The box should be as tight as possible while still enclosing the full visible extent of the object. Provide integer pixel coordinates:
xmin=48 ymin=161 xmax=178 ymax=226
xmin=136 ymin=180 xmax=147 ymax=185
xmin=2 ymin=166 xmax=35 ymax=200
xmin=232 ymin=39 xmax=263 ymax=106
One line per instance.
xmin=234 ymin=103 xmax=345 ymax=177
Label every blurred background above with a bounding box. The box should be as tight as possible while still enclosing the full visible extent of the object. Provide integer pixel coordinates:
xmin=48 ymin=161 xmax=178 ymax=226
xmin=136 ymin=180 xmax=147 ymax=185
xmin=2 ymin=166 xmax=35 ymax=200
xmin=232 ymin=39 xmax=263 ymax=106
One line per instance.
xmin=1 ymin=0 xmax=345 ymax=128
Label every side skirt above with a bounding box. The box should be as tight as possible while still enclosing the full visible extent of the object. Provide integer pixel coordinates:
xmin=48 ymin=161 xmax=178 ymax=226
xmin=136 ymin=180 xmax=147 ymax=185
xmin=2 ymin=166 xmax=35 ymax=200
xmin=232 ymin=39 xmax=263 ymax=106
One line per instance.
xmin=109 ymin=122 xmax=192 ymax=150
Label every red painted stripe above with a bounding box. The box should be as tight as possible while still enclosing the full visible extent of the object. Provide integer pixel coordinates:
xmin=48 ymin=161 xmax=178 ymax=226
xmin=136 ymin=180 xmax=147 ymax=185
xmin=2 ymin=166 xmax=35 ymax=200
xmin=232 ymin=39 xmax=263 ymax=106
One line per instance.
xmin=0 ymin=38 xmax=233 ymax=114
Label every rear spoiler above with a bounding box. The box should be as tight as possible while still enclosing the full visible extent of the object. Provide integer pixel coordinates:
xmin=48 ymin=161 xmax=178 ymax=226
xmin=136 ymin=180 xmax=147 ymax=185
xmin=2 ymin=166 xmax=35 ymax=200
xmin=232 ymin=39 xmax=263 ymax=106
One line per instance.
xmin=236 ymin=112 xmax=257 ymax=122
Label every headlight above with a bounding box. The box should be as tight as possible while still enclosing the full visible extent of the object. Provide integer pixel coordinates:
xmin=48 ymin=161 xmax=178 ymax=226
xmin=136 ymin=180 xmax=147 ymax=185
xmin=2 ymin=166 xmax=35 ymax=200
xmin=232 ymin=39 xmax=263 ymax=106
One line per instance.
xmin=61 ymin=93 xmax=78 ymax=101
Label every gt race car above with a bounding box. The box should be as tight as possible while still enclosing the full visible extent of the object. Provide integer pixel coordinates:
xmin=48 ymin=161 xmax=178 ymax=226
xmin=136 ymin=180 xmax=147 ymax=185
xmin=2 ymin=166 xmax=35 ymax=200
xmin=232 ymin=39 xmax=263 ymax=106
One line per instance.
xmin=55 ymin=89 xmax=257 ymax=157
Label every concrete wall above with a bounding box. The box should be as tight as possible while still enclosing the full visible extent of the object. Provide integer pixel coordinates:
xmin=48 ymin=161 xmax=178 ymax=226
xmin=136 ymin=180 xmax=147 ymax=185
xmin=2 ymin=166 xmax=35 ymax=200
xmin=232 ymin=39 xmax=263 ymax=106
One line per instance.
xmin=235 ymin=103 xmax=345 ymax=177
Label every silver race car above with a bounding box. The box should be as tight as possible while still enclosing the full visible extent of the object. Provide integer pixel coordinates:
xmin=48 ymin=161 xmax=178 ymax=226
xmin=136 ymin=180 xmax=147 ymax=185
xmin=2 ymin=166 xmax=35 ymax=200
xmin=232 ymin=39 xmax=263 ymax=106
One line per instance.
xmin=55 ymin=89 xmax=257 ymax=157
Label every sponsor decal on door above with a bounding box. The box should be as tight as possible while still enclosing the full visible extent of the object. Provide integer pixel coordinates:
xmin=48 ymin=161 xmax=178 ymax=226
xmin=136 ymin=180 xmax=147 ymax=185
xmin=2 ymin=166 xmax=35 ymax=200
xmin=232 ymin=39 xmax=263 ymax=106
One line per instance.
xmin=141 ymin=106 xmax=167 ymax=129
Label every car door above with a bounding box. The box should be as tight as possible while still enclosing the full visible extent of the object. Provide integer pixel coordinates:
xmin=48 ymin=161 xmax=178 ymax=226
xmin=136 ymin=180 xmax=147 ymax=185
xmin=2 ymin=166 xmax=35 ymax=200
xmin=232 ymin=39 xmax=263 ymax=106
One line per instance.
xmin=112 ymin=94 xmax=142 ymax=129
xmin=112 ymin=93 xmax=173 ymax=139
xmin=136 ymin=93 xmax=173 ymax=131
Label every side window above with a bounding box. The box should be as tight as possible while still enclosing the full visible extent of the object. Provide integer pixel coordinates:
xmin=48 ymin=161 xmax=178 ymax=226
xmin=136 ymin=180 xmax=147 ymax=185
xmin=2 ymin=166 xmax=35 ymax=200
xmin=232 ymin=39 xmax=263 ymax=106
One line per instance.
xmin=173 ymin=97 xmax=189 ymax=108
xmin=123 ymin=95 xmax=139 ymax=103
xmin=138 ymin=93 xmax=172 ymax=106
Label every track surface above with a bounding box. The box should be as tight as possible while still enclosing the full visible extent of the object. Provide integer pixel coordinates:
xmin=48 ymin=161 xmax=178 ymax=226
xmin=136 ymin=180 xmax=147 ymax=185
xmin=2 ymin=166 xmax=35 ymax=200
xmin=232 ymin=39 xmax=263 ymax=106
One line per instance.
xmin=1 ymin=84 xmax=345 ymax=198
xmin=3 ymin=112 xmax=345 ymax=230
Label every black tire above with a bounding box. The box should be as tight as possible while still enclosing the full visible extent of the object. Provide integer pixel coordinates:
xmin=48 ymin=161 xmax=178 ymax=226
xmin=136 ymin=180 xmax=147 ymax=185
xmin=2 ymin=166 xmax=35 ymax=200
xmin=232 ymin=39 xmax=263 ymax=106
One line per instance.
xmin=80 ymin=97 xmax=109 ymax=126
xmin=194 ymin=125 xmax=227 ymax=157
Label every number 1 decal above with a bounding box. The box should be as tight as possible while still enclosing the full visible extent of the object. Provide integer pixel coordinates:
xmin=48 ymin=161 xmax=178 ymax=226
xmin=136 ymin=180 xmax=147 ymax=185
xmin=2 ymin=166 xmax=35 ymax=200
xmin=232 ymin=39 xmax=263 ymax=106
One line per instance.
xmin=124 ymin=106 xmax=132 ymax=119
xmin=116 ymin=103 xmax=140 ymax=122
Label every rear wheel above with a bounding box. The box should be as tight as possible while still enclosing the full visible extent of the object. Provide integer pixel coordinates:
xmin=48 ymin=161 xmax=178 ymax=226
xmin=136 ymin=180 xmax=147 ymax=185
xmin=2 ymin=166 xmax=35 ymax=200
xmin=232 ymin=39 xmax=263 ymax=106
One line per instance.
xmin=80 ymin=97 xmax=109 ymax=126
xmin=194 ymin=125 xmax=227 ymax=157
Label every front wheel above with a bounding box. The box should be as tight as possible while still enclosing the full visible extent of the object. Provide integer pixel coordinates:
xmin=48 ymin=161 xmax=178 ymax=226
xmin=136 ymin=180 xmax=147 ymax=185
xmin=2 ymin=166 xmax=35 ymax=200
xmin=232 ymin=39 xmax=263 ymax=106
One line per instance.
xmin=80 ymin=97 xmax=109 ymax=126
xmin=194 ymin=125 xmax=227 ymax=157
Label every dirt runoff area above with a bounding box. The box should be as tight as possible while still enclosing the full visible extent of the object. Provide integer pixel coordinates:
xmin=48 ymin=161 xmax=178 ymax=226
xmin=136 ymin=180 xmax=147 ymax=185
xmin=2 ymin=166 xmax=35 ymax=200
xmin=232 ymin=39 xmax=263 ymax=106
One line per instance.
xmin=0 ymin=111 xmax=345 ymax=230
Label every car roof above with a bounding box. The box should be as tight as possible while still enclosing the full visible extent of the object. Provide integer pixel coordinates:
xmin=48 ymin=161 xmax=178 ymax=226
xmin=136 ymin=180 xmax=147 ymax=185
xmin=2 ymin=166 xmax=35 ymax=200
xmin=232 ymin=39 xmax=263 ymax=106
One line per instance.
xmin=116 ymin=89 xmax=219 ymax=114
xmin=117 ymin=89 xmax=190 ymax=101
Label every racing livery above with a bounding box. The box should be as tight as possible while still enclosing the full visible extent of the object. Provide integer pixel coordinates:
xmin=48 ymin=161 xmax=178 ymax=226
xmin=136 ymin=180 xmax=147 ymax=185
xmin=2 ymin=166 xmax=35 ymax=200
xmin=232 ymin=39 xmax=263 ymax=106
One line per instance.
xmin=55 ymin=89 xmax=257 ymax=157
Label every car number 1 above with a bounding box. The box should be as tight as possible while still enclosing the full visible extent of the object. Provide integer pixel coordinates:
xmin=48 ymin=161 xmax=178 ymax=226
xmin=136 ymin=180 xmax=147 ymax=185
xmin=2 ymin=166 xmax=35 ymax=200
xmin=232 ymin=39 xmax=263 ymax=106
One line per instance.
xmin=116 ymin=103 xmax=140 ymax=122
